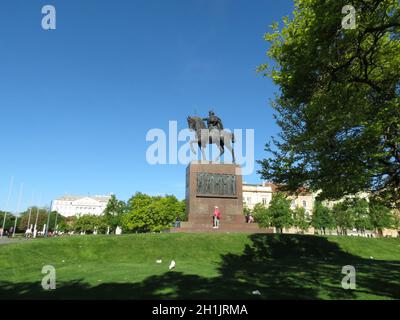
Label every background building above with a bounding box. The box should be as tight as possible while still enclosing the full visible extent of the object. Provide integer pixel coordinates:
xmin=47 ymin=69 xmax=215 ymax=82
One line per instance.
xmin=51 ymin=195 xmax=112 ymax=217
xmin=243 ymin=182 xmax=315 ymax=215
xmin=242 ymin=182 xmax=274 ymax=210
xmin=243 ymin=182 xmax=316 ymax=234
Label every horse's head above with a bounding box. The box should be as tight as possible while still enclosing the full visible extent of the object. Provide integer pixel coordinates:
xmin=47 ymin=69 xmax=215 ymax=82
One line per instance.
xmin=187 ymin=116 xmax=204 ymax=131
xmin=187 ymin=116 xmax=195 ymax=130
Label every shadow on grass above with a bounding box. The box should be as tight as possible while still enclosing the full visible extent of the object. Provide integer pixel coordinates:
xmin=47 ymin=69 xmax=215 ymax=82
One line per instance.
xmin=1 ymin=235 xmax=399 ymax=299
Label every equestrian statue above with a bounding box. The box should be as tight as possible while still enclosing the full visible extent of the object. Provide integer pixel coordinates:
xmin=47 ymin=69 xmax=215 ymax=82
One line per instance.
xmin=187 ymin=111 xmax=235 ymax=163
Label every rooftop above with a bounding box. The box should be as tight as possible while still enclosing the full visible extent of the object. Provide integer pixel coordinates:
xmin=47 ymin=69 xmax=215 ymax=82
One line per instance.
xmin=54 ymin=195 xmax=112 ymax=202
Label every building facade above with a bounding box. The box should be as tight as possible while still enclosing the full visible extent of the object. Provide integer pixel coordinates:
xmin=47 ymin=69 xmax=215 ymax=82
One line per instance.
xmin=243 ymin=182 xmax=315 ymax=215
xmin=243 ymin=182 xmax=316 ymax=234
xmin=51 ymin=195 xmax=111 ymax=217
xmin=243 ymin=183 xmax=399 ymax=237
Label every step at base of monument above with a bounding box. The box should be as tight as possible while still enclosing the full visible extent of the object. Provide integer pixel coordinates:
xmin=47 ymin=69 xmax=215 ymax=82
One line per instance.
xmin=171 ymin=223 xmax=273 ymax=233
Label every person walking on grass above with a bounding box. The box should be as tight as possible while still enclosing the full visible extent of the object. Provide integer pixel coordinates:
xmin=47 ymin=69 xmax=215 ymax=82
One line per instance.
xmin=213 ymin=206 xmax=221 ymax=229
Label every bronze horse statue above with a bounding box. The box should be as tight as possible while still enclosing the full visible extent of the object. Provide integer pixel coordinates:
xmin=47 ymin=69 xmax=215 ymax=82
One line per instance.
xmin=187 ymin=116 xmax=235 ymax=163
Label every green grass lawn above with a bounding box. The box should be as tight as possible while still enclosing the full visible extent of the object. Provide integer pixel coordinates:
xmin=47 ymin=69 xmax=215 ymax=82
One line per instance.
xmin=0 ymin=233 xmax=399 ymax=300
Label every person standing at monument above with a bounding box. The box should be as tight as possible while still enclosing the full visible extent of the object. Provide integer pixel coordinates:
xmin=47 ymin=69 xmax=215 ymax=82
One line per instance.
xmin=213 ymin=206 xmax=221 ymax=229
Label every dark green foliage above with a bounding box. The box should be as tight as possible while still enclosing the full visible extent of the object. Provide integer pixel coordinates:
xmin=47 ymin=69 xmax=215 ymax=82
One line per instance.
xmin=267 ymin=193 xmax=293 ymax=233
xmin=311 ymin=202 xmax=335 ymax=234
xmin=332 ymin=201 xmax=355 ymax=235
xmin=122 ymin=193 xmax=186 ymax=233
xmin=252 ymin=203 xmax=270 ymax=228
xmin=103 ymin=195 xmax=127 ymax=232
xmin=17 ymin=208 xmax=65 ymax=232
xmin=293 ymin=206 xmax=310 ymax=233
xmin=349 ymin=198 xmax=372 ymax=233
xmin=368 ymin=201 xmax=397 ymax=233
xmin=73 ymin=215 xmax=107 ymax=233
xmin=258 ymin=0 xmax=400 ymax=209
xmin=0 ymin=211 xmax=16 ymax=230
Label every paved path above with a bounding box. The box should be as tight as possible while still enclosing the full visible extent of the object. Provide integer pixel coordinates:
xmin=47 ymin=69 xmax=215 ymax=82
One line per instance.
xmin=0 ymin=238 xmax=28 ymax=245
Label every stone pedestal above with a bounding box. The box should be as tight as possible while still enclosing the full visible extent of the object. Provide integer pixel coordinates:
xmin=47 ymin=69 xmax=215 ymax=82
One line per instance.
xmin=172 ymin=161 xmax=272 ymax=233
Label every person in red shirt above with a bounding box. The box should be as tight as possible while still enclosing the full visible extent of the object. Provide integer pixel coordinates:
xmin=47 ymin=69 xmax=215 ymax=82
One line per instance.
xmin=213 ymin=206 xmax=221 ymax=229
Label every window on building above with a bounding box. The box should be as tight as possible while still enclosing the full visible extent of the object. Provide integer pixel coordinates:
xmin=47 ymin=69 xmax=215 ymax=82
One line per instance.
xmin=302 ymin=200 xmax=307 ymax=208
xmin=291 ymin=200 xmax=295 ymax=207
xmin=247 ymin=197 xmax=252 ymax=204
xmin=262 ymin=198 xmax=267 ymax=205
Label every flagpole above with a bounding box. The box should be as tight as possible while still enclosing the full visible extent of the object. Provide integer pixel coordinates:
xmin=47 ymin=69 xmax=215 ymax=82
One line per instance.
xmin=13 ymin=183 xmax=24 ymax=238
xmin=27 ymin=207 xmax=32 ymax=229
xmin=27 ymin=192 xmax=34 ymax=231
xmin=34 ymin=193 xmax=42 ymax=238
xmin=45 ymin=201 xmax=52 ymax=237
xmin=12 ymin=217 xmax=17 ymax=237
xmin=1 ymin=176 xmax=14 ymax=238
xmin=53 ymin=208 xmax=58 ymax=233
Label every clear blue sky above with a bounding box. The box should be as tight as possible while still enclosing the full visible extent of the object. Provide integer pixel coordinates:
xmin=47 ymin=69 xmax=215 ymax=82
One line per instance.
xmin=0 ymin=0 xmax=294 ymax=212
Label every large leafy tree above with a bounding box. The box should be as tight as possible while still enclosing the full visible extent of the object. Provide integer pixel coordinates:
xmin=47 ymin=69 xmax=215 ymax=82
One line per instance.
xmin=0 ymin=211 xmax=16 ymax=230
xmin=103 ymin=195 xmax=127 ymax=232
xmin=18 ymin=208 xmax=63 ymax=232
xmin=267 ymin=192 xmax=293 ymax=233
xmin=348 ymin=198 xmax=372 ymax=233
xmin=393 ymin=210 xmax=400 ymax=230
xmin=292 ymin=206 xmax=310 ymax=233
xmin=252 ymin=203 xmax=271 ymax=228
xmin=311 ymin=201 xmax=336 ymax=234
xmin=73 ymin=215 xmax=107 ymax=233
xmin=332 ymin=201 xmax=355 ymax=235
xmin=368 ymin=201 xmax=396 ymax=234
xmin=123 ymin=193 xmax=185 ymax=233
xmin=258 ymin=0 xmax=400 ymax=208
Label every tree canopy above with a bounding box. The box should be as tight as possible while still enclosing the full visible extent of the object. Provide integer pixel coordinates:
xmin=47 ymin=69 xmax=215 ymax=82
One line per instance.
xmin=74 ymin=215 xmax=107 ymax=233
xmin=122 ymin=193 xmax=186 ymax=233
xmin=258 ymin=0 xmax=400 ymax=209
xmin=293 ymin=206 xmax=310 ymax=233
xmin=0 ymin=211 xmax=16 ymax=230
xmin=267 ymin=192 xmax=293 ymax=233
xmin=311 ymin=201 xmax=335 ymax=234
xmin=252 ymin=203 xmax=271 ymax=228
xmin=103 ymin=194 xmax=127 ymax=231
xmin=18 ymin=207 xmax=64 ymax=232
xmin=368 ymin=201 xmax=396 ymax=232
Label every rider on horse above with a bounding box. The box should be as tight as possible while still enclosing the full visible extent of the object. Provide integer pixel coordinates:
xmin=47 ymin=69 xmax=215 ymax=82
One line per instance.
xmin=203 ymin=111 xmax=224 ymax=131
xmin=187 ymin=111 xmax=235 ymax=163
